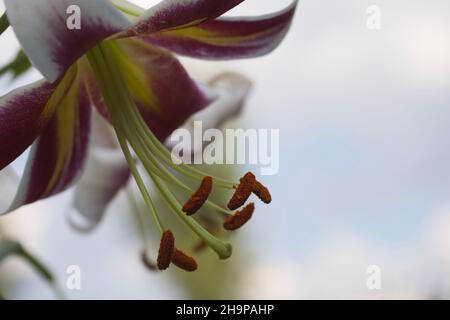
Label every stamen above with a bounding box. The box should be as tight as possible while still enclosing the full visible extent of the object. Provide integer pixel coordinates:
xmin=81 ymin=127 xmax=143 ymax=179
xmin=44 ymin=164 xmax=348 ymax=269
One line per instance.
xmin=253 ymin=180 xmax=272 ymax=204
xmin=87 ymin=42 xmax=234 ymax=263
xmin=116 ymin=86 xmax=235 ymax=189
xmin=224 ymin=203 xmax=255 ymax=231
xmin=143 ymin=123 xmax=235 ymax=189
xmin=157 ymin=230 xmax=175 ymax=270
xmin=151 ymin=173 xmax=233 ymax=260
xmin=182 ymin=176 xmax=213 ymax=215
xmin=172 ymin=249 xmax=198 ymax=272
xmin=228 ymin=172 xmax=256 ymax=210
xmin=141 ymin=250 xmax=157 ymax=271
xmin=192 ymin=218 xmax=221 ymax=253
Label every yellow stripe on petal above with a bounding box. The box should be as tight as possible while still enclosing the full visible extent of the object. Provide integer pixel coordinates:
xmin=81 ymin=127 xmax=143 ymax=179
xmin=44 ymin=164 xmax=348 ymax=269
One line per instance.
xmin=108 ymin=40 xmax=160 ymax=113
xmin=38 ymin=66 xmax=78 ymax=129
xmin=161 ymin=26 xmax=271 ymax=47
xmin=164 ymin=18 xmax=209 ymax=32
xmin=43 ymin=70 xmax=80 ymax=195
xmin=4 ymin=63 xmax=91 ymax=214
xmin=137 ymin=2 xmax=298 ymax=61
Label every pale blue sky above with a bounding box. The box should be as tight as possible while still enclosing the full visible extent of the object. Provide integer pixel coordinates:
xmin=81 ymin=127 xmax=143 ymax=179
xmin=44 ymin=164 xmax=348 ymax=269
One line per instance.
xmin=1 ymin=0 xmax=450 ymax=299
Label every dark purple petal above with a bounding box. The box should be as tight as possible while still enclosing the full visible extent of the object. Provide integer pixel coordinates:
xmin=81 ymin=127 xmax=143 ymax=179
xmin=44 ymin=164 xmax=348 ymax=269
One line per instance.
xmin=0 ymin=69 xmax=77 ymax=170
xmin=7 ymin=81 xmax=92 ymax=212
xmin=97 ymin=38 xmax=216 ymax=142
xmin=123 ymin=0 xmax=245 ymax=36
xmin=139 ymin=1 xmax=298 ymax=60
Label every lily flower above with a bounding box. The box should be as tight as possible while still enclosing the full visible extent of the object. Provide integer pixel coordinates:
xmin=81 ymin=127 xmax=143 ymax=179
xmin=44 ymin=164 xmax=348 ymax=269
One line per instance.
xmin=0 ymin=0 xmax=297 ymax=270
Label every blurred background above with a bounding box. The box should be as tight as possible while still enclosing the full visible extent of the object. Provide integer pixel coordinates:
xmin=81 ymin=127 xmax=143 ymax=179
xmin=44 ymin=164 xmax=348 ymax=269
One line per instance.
xmin=1 ymin=0 xmax=450 ymax=299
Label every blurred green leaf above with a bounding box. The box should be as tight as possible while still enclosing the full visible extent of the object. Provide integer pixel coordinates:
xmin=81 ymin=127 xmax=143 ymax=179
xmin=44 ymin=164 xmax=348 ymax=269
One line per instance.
xmin=0 ymin=13 xmax=9 ymax=36
xmin=0 ymin=240 xmax=54 ymax=283
xmin=0 ymin=240 xmax=22 ymax=262
xmin=0 ymin=50 xmax=32 ymax=79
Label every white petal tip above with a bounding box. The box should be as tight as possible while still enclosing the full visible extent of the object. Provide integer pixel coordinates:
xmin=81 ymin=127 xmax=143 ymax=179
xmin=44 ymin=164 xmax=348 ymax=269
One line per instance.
xmin=66 ymin=208 xmax=101 ymax=233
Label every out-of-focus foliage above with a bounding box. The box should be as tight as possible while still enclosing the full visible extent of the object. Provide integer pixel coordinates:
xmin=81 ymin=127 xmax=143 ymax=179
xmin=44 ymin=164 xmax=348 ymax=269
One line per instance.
xmin=0 ymin=10 xmax=29 ymax=77
xmin=0 ymin=13 xmax=9 ymax=36
xmin=0 ymin=240 xmax=54 ymax=282
xmin=0 ymin=50 xmax=32 ymax=79
xmin=0 ymin=229 xmax=60 ymax=299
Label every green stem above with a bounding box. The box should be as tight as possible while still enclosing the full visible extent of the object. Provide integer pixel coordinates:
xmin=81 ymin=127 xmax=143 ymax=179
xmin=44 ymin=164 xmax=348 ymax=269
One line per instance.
xmin=0 ymin=240 xmax=65 ymax=299
xmin=87 ymin=45 xmax=164 ymax=234
xmin=105 ymin=42 xmax=235 ymax=189
xmin=117 ymin=130 xmax=165 ymax=233
xmin=121 ymin=123 xmax=232 ymax=215
xmin=21 ymin=248 xmax=54 ymax=283
xmin=151 ymin=173 xmax=232 ymax=259
xmin=103 ymin=44 xmax=232 ymax=215
xmin=87 ymin=42 xmax=233 ymax=259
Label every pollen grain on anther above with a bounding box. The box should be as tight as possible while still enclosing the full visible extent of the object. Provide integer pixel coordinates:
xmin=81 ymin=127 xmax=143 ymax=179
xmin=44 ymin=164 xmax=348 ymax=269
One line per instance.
xmin=253 ymin=180 xmax=272 ymax=204
xmin=224 ymin=203 xmax=255 ymax=231
xmin=227 ymin=172 xmax=256 ymax=210
xmin=172 ymin=249 xmax=198 ymax=272
xmin=157 ymin=230 xmax=175 ymax=270
xmin=182 ymin=176 xmax=213 ymax=215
